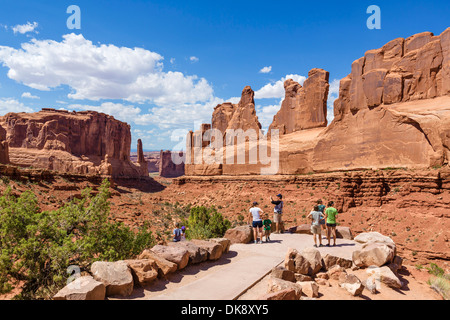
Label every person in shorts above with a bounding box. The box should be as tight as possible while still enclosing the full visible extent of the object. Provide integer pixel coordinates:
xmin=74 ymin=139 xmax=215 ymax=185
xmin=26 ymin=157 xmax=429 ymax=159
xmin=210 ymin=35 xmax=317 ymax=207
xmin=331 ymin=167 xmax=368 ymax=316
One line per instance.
xmin=324 ymin=201 xmax=338 ymax=246
xmin=270 ymin=194 xmax=284 ymax=234
xmin=249 ymin=202 xmax=264 ymax=244
xmin=262 ymin=213 xmax=272 ymax=243
xmin=317 ymin=199 xmax=326 ymax=235
xmin=307 ymin=205 xmax=325 ymax=247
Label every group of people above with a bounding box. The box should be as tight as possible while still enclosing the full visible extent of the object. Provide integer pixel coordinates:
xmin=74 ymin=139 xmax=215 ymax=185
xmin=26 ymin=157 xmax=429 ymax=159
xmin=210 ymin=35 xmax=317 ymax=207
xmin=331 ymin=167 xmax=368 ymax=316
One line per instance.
xmin=249 ymin=195 xmax=339 ymax=247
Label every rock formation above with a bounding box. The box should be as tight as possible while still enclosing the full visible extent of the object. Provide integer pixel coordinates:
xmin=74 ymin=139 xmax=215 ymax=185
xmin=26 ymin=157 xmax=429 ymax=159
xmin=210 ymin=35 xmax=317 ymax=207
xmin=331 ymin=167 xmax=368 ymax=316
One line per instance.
xmin=185 ymin=28 xmax=450 ymax=176
xmin=225 ymin=86 xmax=262 ymax=135
xmin=159 ymin=150 xmax=185 ymax=178
xmin=0 ymin=125 xmax=9 ymax=164
xmin=0 ymin=108 xmax=149 ymax=178
xmin=269 ymin=68 xmax=330 ymax=135
xmin=315 ymin=27 xmax=450 ymax=172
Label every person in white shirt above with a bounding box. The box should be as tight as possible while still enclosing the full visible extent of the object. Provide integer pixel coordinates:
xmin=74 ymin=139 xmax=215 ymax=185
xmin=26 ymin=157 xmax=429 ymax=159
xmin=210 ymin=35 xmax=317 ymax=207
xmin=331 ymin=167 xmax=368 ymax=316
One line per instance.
xmin=249 ymin=202 xmax=264 ymax=244
xmin=307 ymin=205 xmax=325 ymax=247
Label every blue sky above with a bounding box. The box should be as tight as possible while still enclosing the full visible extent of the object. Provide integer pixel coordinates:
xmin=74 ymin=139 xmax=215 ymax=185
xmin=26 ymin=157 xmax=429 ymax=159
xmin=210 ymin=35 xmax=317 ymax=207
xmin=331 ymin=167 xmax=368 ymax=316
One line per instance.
xmin=0 ymin=0 xmax=449 ymax=151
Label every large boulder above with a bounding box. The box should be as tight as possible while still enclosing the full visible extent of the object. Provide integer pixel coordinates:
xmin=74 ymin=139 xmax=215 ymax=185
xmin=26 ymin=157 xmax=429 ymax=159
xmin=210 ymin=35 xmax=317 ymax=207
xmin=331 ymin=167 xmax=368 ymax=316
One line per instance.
xmin=209 ymin=238 xmax=231 ymax=254
xmin=224 ymin=225 xmax=253 ymax=244
xmin=191 ymin=239 xmax=223 ymax=261
xmin=124 ymin=259 xmax=158 ymax=287
xmin=352 ymin=242 xmax=396 ymax=268
xmin=354 ymin=232 xmax=395 ymax=246
xmin=284 ymin=248 xmax=323 ymax=276
xmin=366 ymin=266 xmax=403 ymax=289
xmin=336 ymin=226 xmax=353 ymax=240
xmin=168 ymin=241 xmax=208 ymax=265
xmin=139 ymin=249 xmax=178 ymax=277
xmin=150 ymin=245 xmax=190 ymax=270
xmin=53 ymin=276 xmax=105 ymax=300
xmin=322 ymin=253 xmax=353 ymax=270
xmin=91 ymin=261 xmax=134 ymax=297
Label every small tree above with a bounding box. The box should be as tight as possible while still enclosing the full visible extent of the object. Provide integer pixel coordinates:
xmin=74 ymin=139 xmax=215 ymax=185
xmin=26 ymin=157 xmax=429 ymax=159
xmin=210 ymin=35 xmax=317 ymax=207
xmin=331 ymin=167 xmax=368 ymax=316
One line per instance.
xmin=185 ymin=206 xmax=231 ymax=240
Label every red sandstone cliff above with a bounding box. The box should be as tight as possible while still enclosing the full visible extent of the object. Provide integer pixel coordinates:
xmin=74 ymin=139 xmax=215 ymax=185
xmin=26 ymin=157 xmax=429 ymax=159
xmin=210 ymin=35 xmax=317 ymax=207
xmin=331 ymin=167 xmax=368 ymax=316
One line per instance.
xmin=269 ymin=68 xmax=330 ymax=135
xmin=0 ymin=109 xmax=149 ymax=178
xmin=186 ymin=28 xmax=450 ymax=176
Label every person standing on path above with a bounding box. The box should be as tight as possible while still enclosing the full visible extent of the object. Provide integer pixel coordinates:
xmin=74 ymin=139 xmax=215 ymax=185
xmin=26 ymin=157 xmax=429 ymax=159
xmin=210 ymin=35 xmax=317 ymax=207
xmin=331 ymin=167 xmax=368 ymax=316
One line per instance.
xmin=262 ymin=213 xmax=272 ymax=243
xmin=324 ymin=201 xmax=338 ymax=246
xmin=307 ymin=205 xmax=325 ymax=247
xmin=249 ymin=202 xmax=264 ymax=244
xmin=317 ymin=199 xmax=326 ymax=236
xmin=270 ymin=194 xmax=284 ymax=234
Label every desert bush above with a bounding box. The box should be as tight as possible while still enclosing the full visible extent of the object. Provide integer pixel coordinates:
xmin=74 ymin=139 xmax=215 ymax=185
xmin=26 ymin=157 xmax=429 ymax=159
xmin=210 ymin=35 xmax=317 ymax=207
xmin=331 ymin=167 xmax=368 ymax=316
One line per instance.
xmin=0 ymin=179 xmax=155 ymax=300
xmin=184 ymin=206 xmax=231 ymax=240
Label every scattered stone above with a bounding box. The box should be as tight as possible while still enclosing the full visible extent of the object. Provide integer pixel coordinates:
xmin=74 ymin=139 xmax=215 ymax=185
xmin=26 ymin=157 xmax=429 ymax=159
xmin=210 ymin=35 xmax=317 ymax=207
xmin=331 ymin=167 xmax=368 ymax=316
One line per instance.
xmin=316 ymin=272 xmax=329 ymax=280
xmin=53 ymin=276 xmax=105 ymax=300
xmin=267 ymin=276 xmax=303 ymax=298
xmin=91 ymin=261 xmax=134 ymax=297
xmin=298 ymin=281 xmax=320 ymax=298
xmin=258 ymin=288 xmax=299 ymax=301
xmin=315 ymin=278 xmax=331 ymax=287
xmin=327 ymin=265 xmax=347 ymax=280
xmin=295 ymin=274 xmax=314 ymax=282
xmin=284 ymin=247 xmax=323 ymax=277
xmin=271 ymin=266 xmax=296 ymax=282
xmin=339 ymin=274 xmax=364 ymax=296
xmin=322 ymin=253 xmax=353 ymax=270
xmin=364 ymin=275 xmax=379 ymax=294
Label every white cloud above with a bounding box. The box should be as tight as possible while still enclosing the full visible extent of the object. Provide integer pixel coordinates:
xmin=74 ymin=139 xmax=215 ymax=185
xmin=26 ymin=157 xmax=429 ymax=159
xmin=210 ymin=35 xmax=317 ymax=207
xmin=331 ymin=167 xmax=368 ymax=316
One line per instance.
xmin=170 ymin=58 xmax=176 ymax=64
xmin=70 ymin=102 xmax=142 ymax=124
xmin=0 ymin=33 xmax=214 ymax=105
xmin=12 ymin=22 xmax=38 ymax=35
xmin=255 ymin=74 xmax=307 ymax=99
xmin=256 ymin=100 xmax=283 ymax=132
xmin=259 ymin=66 xmax=272 ymax=74
xmin=190 ymin=56 xmax=199 ymax=63
xmin=21 ymin=92 xmax=40 ymax=99
xmin=0 ymin=98 xmax=34 ymax=115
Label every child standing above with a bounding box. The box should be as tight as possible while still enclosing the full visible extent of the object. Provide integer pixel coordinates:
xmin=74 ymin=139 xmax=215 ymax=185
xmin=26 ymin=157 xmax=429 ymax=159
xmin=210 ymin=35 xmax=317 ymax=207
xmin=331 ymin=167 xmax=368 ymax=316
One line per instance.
xmin=262 ymin=213 xmax=272 ymax=243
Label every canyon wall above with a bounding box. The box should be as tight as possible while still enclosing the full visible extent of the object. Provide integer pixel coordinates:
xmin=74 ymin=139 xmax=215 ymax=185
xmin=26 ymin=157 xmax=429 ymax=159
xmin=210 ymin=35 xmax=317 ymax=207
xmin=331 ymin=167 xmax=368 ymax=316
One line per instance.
xmin=186 ymin=28 xmax=450 ymax=176
xmin=159 ymin=150 xmax=185 ymax=178
xmin=0 ymin=109 xmax=149 ymax=178
xmin=269 ymin=68 xmax=330 ymax=135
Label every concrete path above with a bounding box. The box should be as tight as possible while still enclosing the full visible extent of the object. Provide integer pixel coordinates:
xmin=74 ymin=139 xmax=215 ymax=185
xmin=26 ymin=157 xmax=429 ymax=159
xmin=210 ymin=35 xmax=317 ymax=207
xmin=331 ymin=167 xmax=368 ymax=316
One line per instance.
xmin=122 ymin=233 xmax=362 ymax=300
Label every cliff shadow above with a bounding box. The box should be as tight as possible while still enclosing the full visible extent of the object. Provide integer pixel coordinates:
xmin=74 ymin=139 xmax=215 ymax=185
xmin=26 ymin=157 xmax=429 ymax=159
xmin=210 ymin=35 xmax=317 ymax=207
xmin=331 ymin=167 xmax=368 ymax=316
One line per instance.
xmin=113 ymin=177 xmax=166 ymax=194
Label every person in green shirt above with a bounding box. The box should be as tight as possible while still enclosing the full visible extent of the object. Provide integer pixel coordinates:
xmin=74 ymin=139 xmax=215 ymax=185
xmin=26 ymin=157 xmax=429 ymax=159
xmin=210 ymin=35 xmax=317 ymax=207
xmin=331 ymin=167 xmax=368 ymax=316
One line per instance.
xmin=324 ymin=201 xmax=338 ymax=247
xmin=262 ymin=213 xmax=272 ymax=243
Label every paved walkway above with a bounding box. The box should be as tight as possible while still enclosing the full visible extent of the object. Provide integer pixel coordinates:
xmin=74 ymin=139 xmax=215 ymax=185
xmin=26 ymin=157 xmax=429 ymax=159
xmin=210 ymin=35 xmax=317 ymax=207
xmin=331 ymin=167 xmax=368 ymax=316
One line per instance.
xmin=122 ymin=233 xmax=362 ymax=300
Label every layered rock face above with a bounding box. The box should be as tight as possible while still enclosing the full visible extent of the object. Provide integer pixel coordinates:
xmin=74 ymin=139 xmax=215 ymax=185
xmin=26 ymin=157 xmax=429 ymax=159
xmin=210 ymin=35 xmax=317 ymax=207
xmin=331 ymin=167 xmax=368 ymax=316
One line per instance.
xmin=226 ymin=86 xmax=262 ymax=134
xmin=316 ymin=28 xmax=450 ymax=172
xmin=159 ymin=150 xmax=185 ymax=178
xmin=269 ymin=68 xmax=330 ymax=135
xmin=0 ymin=109 xmax=149 ymax=178
xmin=0 ymin=126 xmax=9 ymax=164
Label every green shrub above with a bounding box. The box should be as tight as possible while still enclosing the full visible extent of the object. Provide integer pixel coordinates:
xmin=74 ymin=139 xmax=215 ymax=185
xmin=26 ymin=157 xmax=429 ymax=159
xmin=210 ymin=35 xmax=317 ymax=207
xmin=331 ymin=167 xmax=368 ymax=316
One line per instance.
xmin=184 ymin=206 xmax=231 ymax=240
xmin=0 ymin=179 xmax=155 ymax=300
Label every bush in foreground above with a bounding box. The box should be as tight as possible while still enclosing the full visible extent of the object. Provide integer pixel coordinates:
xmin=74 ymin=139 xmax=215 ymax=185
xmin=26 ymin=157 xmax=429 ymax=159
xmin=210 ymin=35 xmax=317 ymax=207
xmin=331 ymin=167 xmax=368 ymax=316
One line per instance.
xmin=0 ymin=179 xmax=155 ymax=300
